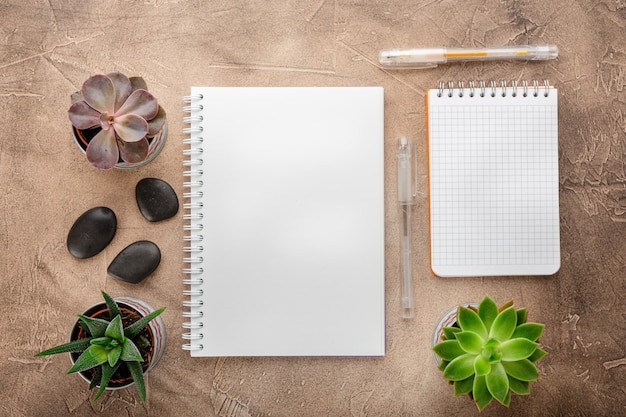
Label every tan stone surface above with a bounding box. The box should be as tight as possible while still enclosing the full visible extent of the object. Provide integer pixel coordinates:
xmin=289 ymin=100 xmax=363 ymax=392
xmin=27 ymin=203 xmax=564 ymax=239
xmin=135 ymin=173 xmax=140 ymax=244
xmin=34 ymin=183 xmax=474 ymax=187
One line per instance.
xmin=1 ymin=1 xmax=625 ymax=416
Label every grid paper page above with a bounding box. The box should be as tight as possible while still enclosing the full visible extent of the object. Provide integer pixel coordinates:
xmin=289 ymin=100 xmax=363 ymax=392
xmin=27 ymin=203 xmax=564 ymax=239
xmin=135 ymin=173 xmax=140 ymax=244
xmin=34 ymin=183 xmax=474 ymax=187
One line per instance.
xmin=427 ymin=85 xmax=560 ymax=277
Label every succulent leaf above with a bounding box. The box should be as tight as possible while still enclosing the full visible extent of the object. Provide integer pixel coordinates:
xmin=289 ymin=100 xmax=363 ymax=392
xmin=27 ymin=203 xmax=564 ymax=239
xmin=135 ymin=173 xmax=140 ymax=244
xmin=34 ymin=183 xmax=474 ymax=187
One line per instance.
xmin=129 ymin=76 xmax=148 ymax=92
xmin=502 ymin=389 xmax=511 ymax=407
xmin=107 ymin=72 xmax=133 ymax=111
xmin=442 ymin=326 xmax=461 ymax=340
xmin=473 ymin=375 xmax=493 ymax=411
xmin=125 ymin=306 xmax=166 ymax=339
xmin=478 ymin=296 xmax=499 ymax=331
xmin=528 ymin=347 xmax=548 ymax=362
xmin=474 ymin=354 xmax=490 ymax=376
xmin=127 ymin=361 xmax=147 ymax=402
xmin=454 ymin=375 xmax=474 ymax=396
xmin=498 ymin=300 xmax=514 ymax=311
xmin=433 ymin=340 xmax=466 ymax=361
xmin=489 ymin=307 xmax=517 ymax=342
xmin=512 ymin=322 xmax=544 ymax=341
xmin=148 ymin=105 xmax=167 ymax=135
xmin=135 ymin=335 xmax=152 ymax=349
xmin=78 ymin=315 xmax=109 ymax=338
xmin=116 ymin=89 xmax=158 ymax=120
xmin=508 ymin=375 xmax=530 ymax=395
xmin=93 ymin=362 xmax=119 ymax=403
xmin=113 ymin=113 xmax=149 ymax=142
xmin=120 ymin=339 xmax=144 ymax=363
xmin=455 ymin=331 xmax=484 ymax=354
xmin=90 ymin=337 xmax=112 ymax=348
xmin=71 ymin=90 xmax=83 ymax=104
xmin=68 ymin=100 xmax=102 ymax=129
xmin=443 ymin=353 xmax=476 ymax=381
xmin=82 ymin=74 xmax=115 ymax=114
xmin=89 ymin=366 xmax=101 ymax=391
xmin=118 ymin=137 xmax=149 ymax=163
xmin=433 ymin=339 xmax=465 ymax=361
xmin=67 ymin=345 xmax=108 ymax=374
xmin=481 ymin=339 xmax=502 ymax=363
xmin=35 ymin=337 xmax=93 ymax=356
xmin=516 ymin=308 xmax=528 ymax=324
xmin=457 ymin=306 xmax=488 ymax=340
xmin=501 ymin=359 xmax=539 ymax=381
xmin=486 ymin=362 xmax=509 ymax=404
xmin=108 ymin=345 xmax=122 ymax=367
xmin=499 ymin=338 xmax=538 ymax=361
xmin=86 ymin=128 xmax=119 ymax=170
xmin=104 ymin=315 xmax=125 ymax=342
xmin=101 ymin=291 xmax=121 ymax=318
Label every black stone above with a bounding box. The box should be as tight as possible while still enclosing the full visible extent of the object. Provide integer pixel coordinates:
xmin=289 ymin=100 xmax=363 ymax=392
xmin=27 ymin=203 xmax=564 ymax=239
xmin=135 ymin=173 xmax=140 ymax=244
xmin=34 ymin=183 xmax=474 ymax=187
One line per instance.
xmin=107 ymin=240 xmax=161 ymax=284
xmin=67 ymin=207 xmax=117 ymax=259
xmin=135 ymin=178 xmax=179 ymax=222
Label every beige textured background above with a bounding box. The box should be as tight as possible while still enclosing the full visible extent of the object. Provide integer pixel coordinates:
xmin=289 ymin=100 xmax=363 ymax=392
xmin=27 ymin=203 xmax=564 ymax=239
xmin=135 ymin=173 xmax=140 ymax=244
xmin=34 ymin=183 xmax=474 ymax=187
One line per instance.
xmin=1 ymin=1 xmax=625 ymax=416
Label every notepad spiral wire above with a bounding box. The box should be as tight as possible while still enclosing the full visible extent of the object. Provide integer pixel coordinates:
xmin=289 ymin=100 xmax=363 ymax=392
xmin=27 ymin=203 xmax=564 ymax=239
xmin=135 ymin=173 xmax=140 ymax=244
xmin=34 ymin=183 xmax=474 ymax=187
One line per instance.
xmin=436 ymin=79 xmax=551 ymax=98
xmin=182 ymin=93 xmax=205 ymax=352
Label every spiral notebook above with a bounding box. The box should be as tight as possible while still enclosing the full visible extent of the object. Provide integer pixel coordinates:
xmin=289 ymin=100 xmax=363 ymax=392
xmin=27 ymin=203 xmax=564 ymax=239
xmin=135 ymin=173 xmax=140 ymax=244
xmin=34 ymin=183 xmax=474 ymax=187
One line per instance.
xmin=182 ymin=87 xmax=385 ymax=357
xmin=427 ymin=80 xmax=560 ymax=277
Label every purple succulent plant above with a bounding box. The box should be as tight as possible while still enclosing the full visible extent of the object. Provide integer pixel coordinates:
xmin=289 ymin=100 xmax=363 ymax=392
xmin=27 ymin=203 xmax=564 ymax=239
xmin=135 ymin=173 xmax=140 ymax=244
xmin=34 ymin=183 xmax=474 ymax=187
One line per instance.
xmin=68 ymin=73 xmax=165 ymax=170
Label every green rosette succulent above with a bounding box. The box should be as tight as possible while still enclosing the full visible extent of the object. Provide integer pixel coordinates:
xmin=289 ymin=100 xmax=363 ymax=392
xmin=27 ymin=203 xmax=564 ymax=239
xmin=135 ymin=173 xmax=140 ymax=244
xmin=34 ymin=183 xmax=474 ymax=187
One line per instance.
xmin=35 ymin=291 xmax=165 ymax=403
xmin=433 ymin=296 xmax=547 ymax=411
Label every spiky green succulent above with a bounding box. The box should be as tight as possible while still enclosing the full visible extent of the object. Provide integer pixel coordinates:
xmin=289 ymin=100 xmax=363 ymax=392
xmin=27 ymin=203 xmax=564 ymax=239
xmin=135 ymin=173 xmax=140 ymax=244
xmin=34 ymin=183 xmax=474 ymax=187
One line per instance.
xmin=433 ymin=296 xmax=546 ymax=411
xmin=68 ymin=72 xmax=166 ymax=170
xmin=35 ymin=291 xmax=165 ymax=403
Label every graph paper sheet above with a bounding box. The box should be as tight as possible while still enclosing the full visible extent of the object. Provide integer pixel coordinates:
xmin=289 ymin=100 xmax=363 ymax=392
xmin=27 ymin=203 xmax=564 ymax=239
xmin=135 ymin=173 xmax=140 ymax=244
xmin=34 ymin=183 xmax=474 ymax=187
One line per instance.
xmin=427 ymin=84 xmax=560 ymax=277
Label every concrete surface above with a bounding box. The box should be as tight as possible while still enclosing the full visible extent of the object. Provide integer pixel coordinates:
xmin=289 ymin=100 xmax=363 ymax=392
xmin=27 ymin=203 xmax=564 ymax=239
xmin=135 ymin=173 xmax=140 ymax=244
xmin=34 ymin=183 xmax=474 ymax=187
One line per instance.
xmin=1 ymin=1 xmax=625 ymax=416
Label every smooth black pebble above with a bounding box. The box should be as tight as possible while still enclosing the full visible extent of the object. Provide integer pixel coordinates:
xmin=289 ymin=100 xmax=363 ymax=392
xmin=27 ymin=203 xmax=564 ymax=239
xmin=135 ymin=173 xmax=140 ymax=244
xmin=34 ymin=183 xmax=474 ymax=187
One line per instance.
xmin=107 ymin=240 xmax=161 ymax=284
xmin=136 ymin=178 xmax=179 ymax=222
xmin=67 ymin=207 xmax=117 ymax=259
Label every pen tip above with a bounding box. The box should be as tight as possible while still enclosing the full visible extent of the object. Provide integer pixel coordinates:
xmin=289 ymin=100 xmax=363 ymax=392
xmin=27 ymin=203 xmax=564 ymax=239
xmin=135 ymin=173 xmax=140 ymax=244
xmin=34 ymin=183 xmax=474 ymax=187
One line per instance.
xmin=549 ymin=44 xmax=559 ymax=59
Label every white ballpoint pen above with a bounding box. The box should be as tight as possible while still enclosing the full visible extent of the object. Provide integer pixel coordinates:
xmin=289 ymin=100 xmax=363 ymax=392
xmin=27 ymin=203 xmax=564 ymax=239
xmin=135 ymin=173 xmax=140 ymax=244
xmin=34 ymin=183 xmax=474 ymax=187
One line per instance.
xmin=397 ymin=137 xmax=417 ymax=319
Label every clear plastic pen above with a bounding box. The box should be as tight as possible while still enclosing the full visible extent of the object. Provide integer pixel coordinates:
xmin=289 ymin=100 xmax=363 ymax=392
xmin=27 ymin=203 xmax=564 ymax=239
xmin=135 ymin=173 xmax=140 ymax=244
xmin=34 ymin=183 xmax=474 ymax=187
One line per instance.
xmin=397 ymin=137 xmax=416 ymax=319
xmin=379 ymin=44 xmax=558 ymax=69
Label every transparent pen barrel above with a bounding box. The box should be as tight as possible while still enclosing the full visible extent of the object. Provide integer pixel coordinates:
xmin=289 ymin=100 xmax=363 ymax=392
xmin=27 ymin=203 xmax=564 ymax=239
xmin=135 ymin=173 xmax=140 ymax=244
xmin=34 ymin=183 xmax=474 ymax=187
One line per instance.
xmin=399 ymin=204 xmax=414 ymax=319
xmin=445 ymin=45 xmax=559 ymax=62
xmin=397 ymin=136 xmax=415 ymax=319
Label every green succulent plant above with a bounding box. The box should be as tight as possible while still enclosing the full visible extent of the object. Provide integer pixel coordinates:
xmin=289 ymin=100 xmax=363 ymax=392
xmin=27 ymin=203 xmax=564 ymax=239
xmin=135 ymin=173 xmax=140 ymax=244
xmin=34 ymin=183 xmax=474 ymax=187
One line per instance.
xmin=35 ymin=291 xmax=165 ymax=403
xmin=433 ymin=296 xmax=546 ymax=411
xmin=68 ymin=72 xmax=166 ymax=170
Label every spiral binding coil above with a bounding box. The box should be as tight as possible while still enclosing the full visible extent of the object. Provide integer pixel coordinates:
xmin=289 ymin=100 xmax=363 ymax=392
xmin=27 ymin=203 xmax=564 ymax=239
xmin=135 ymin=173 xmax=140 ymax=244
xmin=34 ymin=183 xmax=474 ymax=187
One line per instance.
xmin=182 ymin=93 xmax=205 ymax=352
xmin=436 ymin=80 xmax=551 ymax=98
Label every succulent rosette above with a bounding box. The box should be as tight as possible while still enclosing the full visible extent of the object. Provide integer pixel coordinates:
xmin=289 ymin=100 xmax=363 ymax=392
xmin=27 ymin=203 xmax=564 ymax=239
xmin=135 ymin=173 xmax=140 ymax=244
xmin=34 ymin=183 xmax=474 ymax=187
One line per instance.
xmin=35 ymin=291 xmax=166 ymax=403
xmin=68 ymin=73 xmax=165 ymax=170
xmin=433 ymin=296 xmax=547 ymax=411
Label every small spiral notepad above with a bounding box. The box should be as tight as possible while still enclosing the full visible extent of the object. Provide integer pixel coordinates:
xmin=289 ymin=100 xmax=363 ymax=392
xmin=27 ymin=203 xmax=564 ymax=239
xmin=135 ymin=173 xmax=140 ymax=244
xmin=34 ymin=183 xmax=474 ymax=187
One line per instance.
xmin=427 ymin=80 xmax=560 ymax=277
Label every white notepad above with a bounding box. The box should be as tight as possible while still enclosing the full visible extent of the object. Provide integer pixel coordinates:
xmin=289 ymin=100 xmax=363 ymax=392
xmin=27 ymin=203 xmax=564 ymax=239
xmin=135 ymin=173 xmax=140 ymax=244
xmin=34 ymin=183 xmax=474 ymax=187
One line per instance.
xmin=427 ymin=81 xmax=560 ymax=277
xmin=182 ymin=87 xmax=385 ymax=356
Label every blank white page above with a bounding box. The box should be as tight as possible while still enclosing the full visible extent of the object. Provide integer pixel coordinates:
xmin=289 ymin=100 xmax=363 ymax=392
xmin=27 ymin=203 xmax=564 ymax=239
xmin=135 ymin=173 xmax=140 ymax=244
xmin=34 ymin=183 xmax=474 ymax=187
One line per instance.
xmin=427 ymin=83 xmax=560 ymax=277
xmin=185 ymin=87 xmax=385 ymax=356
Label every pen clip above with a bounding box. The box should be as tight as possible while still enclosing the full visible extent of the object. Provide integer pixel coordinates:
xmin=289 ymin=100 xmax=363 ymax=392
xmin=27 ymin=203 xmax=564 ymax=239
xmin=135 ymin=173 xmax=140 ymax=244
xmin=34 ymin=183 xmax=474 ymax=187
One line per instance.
xmin=410 ymin=138 xmax=417 ymax=198
xmin=397 ymin=137 xmax=417 ymax=201
xmin=407 ymin=62 xmax=438 ymax=69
